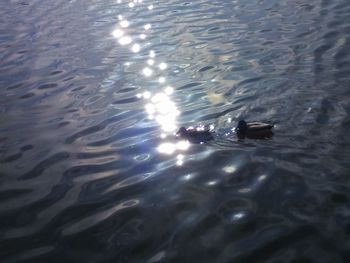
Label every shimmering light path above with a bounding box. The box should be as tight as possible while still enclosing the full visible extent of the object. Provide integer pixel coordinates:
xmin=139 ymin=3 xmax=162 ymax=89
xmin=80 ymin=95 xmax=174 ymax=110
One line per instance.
xmin=111 ymin=0 xmax=193 ymax=164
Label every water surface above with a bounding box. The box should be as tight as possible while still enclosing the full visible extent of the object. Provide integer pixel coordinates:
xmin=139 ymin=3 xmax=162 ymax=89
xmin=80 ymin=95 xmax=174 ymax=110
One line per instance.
xmin=1 ymin=0 xmax=350 ymax=262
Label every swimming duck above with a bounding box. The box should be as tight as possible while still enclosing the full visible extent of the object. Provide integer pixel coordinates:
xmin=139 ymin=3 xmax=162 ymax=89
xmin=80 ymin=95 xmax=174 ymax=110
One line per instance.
xmin=176 ymin=126 xmax=214 ymax=143
xmin=235 ymin=120 xmax=274 ymax=139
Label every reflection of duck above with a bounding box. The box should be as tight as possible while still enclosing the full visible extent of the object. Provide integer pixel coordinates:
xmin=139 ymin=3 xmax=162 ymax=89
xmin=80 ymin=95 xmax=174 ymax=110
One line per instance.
xmin=176 ymin=127 xmax=214 ymax=143
xmin=235 ymin=120 xmax=274 ymax=139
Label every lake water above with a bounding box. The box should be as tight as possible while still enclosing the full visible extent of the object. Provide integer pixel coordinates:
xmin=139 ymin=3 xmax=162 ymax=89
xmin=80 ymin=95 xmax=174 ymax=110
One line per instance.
xmin=1 ymin=0 xmax=350 ymax=262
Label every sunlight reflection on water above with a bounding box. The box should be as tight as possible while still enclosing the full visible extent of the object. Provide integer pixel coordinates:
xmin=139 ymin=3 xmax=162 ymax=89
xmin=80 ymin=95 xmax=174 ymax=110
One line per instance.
xmin=111 ymin=0 xmax=190 ymax=164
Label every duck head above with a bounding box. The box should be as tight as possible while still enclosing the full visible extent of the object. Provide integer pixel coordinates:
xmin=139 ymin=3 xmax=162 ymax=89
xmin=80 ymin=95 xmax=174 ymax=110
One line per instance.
xmin=176 ymin=127 xmax=187 ymax=137
xmin=236 ymin=120 xmax=247 ymax=134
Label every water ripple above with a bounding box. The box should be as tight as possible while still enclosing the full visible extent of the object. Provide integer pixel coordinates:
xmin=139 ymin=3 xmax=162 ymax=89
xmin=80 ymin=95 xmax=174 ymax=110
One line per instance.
xmin=1 ymin=0 xmax=350 ymax=261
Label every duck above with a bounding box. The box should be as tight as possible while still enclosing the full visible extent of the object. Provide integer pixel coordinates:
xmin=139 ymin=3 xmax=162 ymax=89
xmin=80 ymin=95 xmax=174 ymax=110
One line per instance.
xmin=235 ymin=120 xmax=274 ymax=139
xmin=176 ymin=126 xmax=214 ymax=143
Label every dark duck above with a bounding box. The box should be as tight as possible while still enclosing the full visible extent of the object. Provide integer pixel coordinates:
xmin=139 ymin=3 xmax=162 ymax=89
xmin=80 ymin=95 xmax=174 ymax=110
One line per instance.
xmin=176 ymin=126 xmax=214 ymax=143
xmin=235 ymin=120 xmax=274 ymax=139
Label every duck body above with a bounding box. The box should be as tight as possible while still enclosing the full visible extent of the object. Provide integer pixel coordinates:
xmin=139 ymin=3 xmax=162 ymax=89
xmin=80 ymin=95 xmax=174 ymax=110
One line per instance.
xmin=176 ymin=126 xmax=214 ymax=143
xmin=235 ymin=120 xmax=274 ymax=139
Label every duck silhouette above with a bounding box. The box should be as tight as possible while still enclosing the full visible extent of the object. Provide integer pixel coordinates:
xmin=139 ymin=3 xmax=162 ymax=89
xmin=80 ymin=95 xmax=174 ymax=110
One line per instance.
xmin=176 ymin=126 xmax=214 ymax=143
xmin=235 ymin=120 xmax=274 ymax=139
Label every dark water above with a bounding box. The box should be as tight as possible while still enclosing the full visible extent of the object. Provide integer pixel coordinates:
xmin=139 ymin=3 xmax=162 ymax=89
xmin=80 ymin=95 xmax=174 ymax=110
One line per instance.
xmin=1 ymin=0 xmax=350 ymax=262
